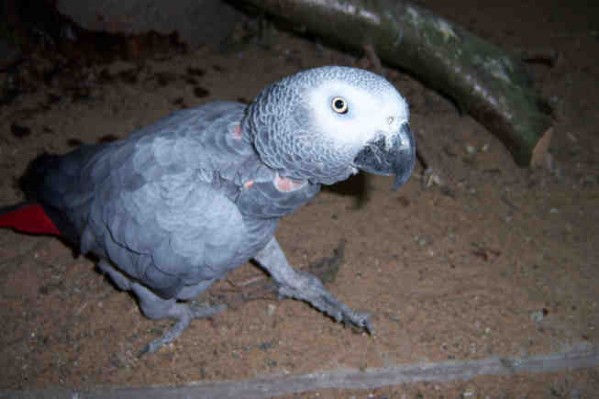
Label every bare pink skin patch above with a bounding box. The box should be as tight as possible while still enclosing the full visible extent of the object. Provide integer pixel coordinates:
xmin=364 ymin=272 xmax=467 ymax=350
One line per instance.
xmin=274 ymin=174 xmax=306 ymax=192
xmin=231 ymin=123 xmax=242 ymax=139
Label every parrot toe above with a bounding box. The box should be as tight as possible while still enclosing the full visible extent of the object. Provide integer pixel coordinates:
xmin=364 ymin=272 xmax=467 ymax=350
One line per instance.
xmin=138 ymin=302 xmax=226 ymax=356
xmin=342 ymin=309 xmax=374 ymax=334
xmin=278 ymin=270 xmax=374 ymax=333
xmin=131 ymin=283 xmax=226 ymax=355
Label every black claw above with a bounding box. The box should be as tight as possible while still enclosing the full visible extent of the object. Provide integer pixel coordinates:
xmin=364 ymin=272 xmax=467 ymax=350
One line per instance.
xmin=363 ymin=319 xmax=375 ymax=335
xmin=341 ymin=313 xmax=374 ymax=334
xmin=137 ymin=343 xmax=154 ymax=358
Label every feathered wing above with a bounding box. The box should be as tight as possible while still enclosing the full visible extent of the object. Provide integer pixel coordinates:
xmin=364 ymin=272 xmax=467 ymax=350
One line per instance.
xmin=85 ymin=170 xmax=246 ymax=298
xmin=35 ymin=102 xmax=252 ymax=298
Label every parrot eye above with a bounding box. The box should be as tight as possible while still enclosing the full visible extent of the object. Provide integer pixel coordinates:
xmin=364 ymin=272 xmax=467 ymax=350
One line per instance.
xmin=331 ymin=97 xmax=348 ymax=114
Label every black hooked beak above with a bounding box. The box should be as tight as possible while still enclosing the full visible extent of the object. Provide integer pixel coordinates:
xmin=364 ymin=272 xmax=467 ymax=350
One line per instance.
xmin=353 ymin=123 xmax=416 ymax=190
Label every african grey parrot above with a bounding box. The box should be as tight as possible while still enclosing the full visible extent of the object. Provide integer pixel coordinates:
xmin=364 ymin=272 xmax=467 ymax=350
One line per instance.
xmin=0 ymin=66 xmax=415 ymax=353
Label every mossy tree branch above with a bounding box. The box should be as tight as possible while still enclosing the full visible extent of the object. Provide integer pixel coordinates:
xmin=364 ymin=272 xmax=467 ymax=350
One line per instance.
xmin=237 ymin=0 xmax=553 ymax=166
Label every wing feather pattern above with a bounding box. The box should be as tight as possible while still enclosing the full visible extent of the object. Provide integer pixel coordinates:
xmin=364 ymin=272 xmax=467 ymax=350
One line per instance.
xmin=38 ymin=102 xmax=253 ymax=298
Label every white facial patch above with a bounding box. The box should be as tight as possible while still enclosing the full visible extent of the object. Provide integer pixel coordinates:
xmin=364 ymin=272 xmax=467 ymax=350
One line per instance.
xmin=307 ymin=80 xmax=409 ymax=147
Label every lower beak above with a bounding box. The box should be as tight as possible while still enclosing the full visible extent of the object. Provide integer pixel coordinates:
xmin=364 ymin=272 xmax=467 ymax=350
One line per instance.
xmin=353 ymin=124 xmax=416 ymax=189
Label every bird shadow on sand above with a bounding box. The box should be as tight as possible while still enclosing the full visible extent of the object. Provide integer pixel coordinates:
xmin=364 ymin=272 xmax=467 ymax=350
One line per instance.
xmin=322 ymin=172 xmax=369 ymax=209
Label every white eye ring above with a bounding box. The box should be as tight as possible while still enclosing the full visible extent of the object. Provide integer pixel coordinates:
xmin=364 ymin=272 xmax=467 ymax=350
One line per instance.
xmin=331 ymin=97 xmax=348 ymax=114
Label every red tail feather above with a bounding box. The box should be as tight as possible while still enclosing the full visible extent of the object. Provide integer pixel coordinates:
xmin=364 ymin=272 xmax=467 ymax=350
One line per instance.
xmin=0 ymin=204 xmax=61 ymax=236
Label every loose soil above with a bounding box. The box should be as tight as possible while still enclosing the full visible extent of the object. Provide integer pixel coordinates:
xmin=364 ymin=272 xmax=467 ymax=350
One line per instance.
xmin=1 ymin=0 xmax=598 ymax=396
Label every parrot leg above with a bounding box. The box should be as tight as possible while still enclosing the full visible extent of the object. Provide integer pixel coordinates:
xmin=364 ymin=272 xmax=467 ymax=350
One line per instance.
xmin=132 ymin=283 xmax=226 ymax=354
xmin=254 ymin=238 xmax=373 ymax=333
xmin=98 ymin=259 xmax=132 ymax=291
xmin=97 ymin=259 xmax=225 ymax=354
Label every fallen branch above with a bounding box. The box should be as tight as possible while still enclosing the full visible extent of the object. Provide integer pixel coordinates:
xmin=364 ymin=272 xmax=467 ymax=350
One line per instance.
xmin=237 ymin=0 xmax=553 ymax=166
xmin=4 ymin=344 xmax=597 ymax=398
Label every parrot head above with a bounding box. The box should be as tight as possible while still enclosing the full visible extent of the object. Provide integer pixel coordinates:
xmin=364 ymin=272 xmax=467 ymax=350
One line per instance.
xmin=243 ymin=66 xmax=416 ymax=189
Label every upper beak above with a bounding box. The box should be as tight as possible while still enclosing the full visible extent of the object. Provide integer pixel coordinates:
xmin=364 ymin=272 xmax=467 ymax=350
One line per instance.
xmin=353 ymin=123 xmax=416 ymax=189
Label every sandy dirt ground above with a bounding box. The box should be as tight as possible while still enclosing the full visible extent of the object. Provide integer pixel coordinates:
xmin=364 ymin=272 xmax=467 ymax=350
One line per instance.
xmin=0 ymin=0 xmax=598 ymax=397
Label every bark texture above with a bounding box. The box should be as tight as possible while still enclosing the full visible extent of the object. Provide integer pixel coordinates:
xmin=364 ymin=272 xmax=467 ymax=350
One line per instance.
xmin=239 ymin=0 xmax=553 ymax=166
